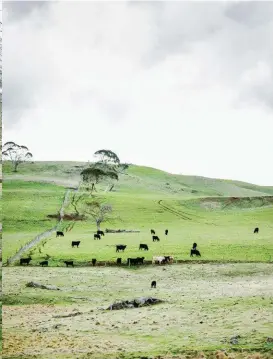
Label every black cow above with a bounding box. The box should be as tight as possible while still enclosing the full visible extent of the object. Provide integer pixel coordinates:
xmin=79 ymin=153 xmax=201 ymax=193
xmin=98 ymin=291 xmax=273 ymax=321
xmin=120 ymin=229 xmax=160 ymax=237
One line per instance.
xmin=20 ymin=257 xmax=32 ymax=265
xmin=152 ymin=235 xmax=160 ymax=242
xmin=254 ymin=227 xmax=259 ymax=234
xmin=136 ymin=257 xmax=145 ymax=264
xmin=192 ymin=242 xmax=197 ymax=250
xmin=71 ymin=241 xmax=80 ymax=248
xmin=94 ymin=234 xmax=101 ymax=240
xmin=91 ymin=258 xmax=97 ymax=266
xmin=127 ymin=257 xmax=144 ymax=265
xmin=151 ymin=280 xmax=156 ymax=288
xmin=151 ymin=229 xmax=155 ymax=235
xmin=117 ymin=258 xmax=122 ymax=265
xmin=64 ymin=260 xmax=74 ymax=267
xmin=139 ymin=244 xmax=149 ymax=251
xmin=116 ymin=245 xmax=127 ymax=252
xmin=127 ymin=258 xmax=138 ymax=265
xmin=165 ymin=229 xmax=168 ymax=236
xmin=97 ymin=230 xmax=105 ymax=236
xmin=190 ymin=249 xmax=201 ymax=257
xmin=56 ymin=231 xmax=64 ymax=237
xmin=39 ymin=260 xmax=48 ymax=267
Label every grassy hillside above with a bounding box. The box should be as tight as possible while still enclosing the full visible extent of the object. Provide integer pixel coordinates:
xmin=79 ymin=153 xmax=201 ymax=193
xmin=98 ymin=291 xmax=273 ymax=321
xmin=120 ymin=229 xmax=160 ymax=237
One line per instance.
xmin=3 ymin=161 xmax=273 ymax=359
xmin=3 ymin=160 xmax=273 ymax=197
xmin=2 ymin=161 xmax=273 ymax=264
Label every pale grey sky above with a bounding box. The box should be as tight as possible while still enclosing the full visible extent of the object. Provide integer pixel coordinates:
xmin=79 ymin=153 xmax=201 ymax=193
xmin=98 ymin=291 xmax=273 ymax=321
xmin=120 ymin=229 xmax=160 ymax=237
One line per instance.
xmin=3 ymin=1 xmax=273 ymax=185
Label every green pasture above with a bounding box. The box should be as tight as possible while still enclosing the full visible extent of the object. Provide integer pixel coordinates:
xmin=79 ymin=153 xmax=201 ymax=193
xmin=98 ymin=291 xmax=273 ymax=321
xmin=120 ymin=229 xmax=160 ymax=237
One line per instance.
xmin=2 ymin=173 xmax=273 ymax=263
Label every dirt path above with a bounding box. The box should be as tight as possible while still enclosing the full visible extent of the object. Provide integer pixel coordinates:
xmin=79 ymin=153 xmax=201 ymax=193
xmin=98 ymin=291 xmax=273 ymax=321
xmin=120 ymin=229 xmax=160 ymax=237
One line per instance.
xmin=6 ymin=189 xmax=72 ymax=265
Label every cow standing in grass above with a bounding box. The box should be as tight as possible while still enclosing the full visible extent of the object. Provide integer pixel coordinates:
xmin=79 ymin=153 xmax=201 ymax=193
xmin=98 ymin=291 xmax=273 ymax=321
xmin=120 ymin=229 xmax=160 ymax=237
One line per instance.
xmin=39 ymin=260 xmax=48 ymax=267
xmin=64 ymin=261 xmax=74 ymax=267
xmin=56 ymin=231 xmax=64 ymax=237
xmin=152 ymin=235 xmax=160 ymax=242
xmin=71 ymin=241 xmax=80 ymax=248
xmin=94 ymin=234 xmax=101 ymax=240
xmin=254 ymin=227 xmax=259 ymax=234
xmin=139 ymin=244 xmax=149 ymax=251
xmin=190 ymin=249 xmax=201 ymax=257
xmin=97 ymin=230 xmax=104 ymax=236
xmin=116 ymin=245 xmax=127 ymax=252
xmin=151 ymin=229 xmax=155 ymax=235
xmin=165 ymin=229 xmax=168 ymax=236
xmin=192 ymin=242 xmax=197 ymax=250
xmin=20 ymin=257 xmax=32 ymax=265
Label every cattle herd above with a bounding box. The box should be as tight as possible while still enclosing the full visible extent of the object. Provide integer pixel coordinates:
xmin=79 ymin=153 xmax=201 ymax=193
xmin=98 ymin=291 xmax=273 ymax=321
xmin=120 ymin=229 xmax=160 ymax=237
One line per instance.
xmin=19 ymin=227 xmax=260 ymax=267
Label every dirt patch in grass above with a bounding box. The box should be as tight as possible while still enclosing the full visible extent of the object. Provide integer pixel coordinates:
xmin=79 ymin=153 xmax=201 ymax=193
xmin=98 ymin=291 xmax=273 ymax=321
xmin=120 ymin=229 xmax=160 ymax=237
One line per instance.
xmin=46 ymin=213 xmax=86 ymax=221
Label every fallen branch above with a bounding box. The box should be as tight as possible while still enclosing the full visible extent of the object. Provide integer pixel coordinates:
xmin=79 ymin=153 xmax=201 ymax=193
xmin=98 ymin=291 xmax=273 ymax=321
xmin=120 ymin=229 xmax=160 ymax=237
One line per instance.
xmin=53 ymin=311 xmax=83 ymax=318
xmin=25 ymin=281 xmax=60 ymax=291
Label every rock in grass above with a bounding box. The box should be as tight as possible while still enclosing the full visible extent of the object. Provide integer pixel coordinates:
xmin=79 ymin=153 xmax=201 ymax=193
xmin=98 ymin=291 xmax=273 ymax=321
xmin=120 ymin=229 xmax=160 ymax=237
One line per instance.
xmin=107 ymin=297 xmax=164 ymax=310
xmin=25 ymin=281 xmax=60 ymax=290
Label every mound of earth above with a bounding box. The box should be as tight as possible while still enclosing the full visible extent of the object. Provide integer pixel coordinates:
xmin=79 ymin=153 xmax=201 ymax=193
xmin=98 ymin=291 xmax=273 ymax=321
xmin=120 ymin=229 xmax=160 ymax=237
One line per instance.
xmin=47 ymin=213 xmax=86 ymax=221
xmin=107 ymin=297 xmax=164 ymax=310
xmin=196 ymin=196 xmax=273 ymax=210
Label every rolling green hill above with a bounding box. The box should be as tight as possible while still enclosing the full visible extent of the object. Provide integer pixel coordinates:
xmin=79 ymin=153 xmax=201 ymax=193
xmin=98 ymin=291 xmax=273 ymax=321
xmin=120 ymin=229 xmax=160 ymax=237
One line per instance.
xmin=2 ymin=161 xmax=273 ymax=264
xmin=3 ymin=160 xmax=273 ymax=197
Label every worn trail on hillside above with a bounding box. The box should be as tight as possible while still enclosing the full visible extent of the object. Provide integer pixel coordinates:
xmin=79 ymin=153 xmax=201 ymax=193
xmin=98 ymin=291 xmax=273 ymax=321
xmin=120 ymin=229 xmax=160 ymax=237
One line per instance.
xmin=6 ymin=189 xmax=73 ymax=265
xmin=157 ymin=200 xmax=216 ymax=225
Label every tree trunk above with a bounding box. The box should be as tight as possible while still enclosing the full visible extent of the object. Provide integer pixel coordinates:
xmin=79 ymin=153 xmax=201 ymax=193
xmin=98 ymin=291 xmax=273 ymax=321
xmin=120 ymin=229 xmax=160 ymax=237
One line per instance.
xmin=96 ymin=220 xmax=101 ymax=231
xmin=13 ymin=162 xmax=19 ymax=172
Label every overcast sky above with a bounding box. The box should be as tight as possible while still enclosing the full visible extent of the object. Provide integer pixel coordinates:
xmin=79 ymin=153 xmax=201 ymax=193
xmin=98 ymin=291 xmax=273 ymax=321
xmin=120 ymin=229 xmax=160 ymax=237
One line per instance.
xmin=3 ymin=1 xmax=273 ymax=185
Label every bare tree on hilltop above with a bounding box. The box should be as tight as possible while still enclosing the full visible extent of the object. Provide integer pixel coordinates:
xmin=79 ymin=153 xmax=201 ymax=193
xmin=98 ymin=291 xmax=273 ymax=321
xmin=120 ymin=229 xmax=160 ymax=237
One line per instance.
xmin=3 ymin=142 xmax=33 ymax=172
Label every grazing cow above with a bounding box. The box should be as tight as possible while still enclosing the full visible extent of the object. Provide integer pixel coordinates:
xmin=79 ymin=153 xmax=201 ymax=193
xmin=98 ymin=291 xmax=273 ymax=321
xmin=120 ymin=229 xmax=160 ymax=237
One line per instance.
xmin=151 ymin=280 xmax=156 ymax=288
xmin=136 ymin=257 xmax=145 ymax=265
xmin=190 ymin=249 xmax=201 ymax=257
xmin=152 ymin=256 xmax=165 ymax=264
xmin=139 ymin=243 xmax=149 ymax=251
xmin=71 ymin=241 xmax=80 ymax=248
xmin=254 ymin=227 xmax=259 ymax=234
xmin=165 ymin=229 xmax=168 ymax=236
xmin=151 ymin=229 xmax=155 ymax=235
xmin=94 ymin=234 xmax=101 ymax=240
xmin=192 ymin=242 xmax=197 ymax=250
xmin=20 ymin=257 xmax=32 ymax=265
xmin=116 ymin=244 xmax=127 ymax=252
xmin=91 ymin=258 xmax=97 ymax=266
xmin=97 ymin=230 xmax=105 ymax=236
xmin=127 ymin=258 xmax=138 ymax=265
xmin=127 ymin=257 xmax=144 ymax=265
xmin=117 ymin=258 xmax=122 ymax=265
xmin=64 ymin=260 xmax=74 ymax=267
xmin=152 ymin=235 xmax=160 ymax=242
xmin=56 ymin=231 xmax=64 ymax=237
xmin=39 ymin=260 xmax=48 ymax=267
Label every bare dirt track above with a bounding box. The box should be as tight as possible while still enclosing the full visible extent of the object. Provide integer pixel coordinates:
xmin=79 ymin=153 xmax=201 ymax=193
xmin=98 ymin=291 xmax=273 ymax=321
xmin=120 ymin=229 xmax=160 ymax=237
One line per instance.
xmin=2 ymin=264 xmax=273 ymax=359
